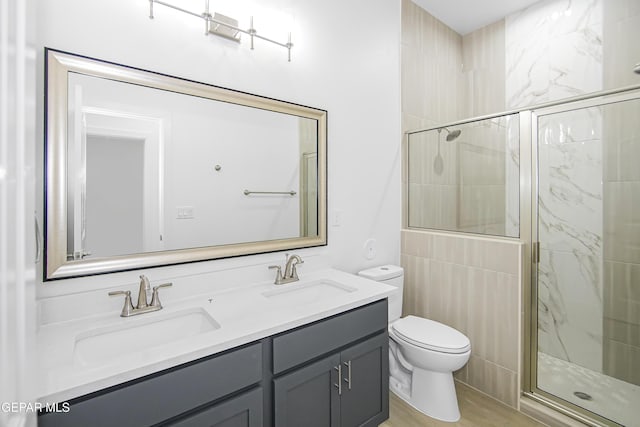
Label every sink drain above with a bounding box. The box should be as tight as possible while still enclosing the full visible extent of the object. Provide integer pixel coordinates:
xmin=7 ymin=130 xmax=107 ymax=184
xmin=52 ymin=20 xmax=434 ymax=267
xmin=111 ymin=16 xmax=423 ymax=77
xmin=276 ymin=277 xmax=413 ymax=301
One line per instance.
xmin=574 ymin=391 xmax=593 ymax=401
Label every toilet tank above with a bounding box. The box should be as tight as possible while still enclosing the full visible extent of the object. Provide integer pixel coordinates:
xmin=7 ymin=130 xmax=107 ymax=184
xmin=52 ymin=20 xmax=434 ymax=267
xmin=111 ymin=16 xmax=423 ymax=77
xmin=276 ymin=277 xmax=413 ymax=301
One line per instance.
xmin=358 ymin=265 xmax=404 ymax=322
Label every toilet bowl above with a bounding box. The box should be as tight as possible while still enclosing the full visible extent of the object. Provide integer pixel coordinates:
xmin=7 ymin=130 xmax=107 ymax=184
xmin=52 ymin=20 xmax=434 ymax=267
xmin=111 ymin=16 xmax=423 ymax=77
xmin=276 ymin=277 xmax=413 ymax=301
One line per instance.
xmin=358 ymin=265 xmax=471 ymax=422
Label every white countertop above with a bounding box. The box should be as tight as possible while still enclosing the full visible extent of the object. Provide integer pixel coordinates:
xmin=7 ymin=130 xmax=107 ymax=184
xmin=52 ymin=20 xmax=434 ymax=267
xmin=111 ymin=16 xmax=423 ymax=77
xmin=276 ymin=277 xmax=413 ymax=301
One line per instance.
xmin=37 ymin=268 xmax=395 ymax=404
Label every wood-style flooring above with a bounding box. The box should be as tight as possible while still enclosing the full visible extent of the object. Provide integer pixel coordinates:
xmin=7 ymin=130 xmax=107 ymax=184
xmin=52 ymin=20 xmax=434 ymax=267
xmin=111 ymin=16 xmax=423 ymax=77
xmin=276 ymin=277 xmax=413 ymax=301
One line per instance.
xmin=380 ymin=382 xmax=545 ymax=427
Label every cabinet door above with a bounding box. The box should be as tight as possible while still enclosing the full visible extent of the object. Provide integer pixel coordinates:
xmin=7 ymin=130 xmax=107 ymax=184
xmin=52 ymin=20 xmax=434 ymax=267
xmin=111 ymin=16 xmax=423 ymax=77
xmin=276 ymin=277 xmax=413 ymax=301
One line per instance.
xmin=39 ymin=343 xmax=262 ymax=427
xmin=273 ymin=353 xmax=341 ymax=427
xmin=167 ymin=387 xmax=263 ymax=427
xmin=339 ymin=333 xmax=389 ymax=427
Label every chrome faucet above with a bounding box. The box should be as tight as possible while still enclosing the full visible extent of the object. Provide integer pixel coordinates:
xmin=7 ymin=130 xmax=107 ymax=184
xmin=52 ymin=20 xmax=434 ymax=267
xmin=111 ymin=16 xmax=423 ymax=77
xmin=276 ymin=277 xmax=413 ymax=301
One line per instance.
xmin=138 ymin=275 xmax=152 ymax=309
xmin=109 ymin=275 xmax=172 ymax=317
xmin=269 ymin=254 xmax=304 ymax=285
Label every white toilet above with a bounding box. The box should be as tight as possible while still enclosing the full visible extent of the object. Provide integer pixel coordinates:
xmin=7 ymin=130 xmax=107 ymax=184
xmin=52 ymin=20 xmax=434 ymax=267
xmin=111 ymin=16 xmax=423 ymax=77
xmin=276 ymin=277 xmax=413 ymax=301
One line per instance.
xmin=358 ymin=265 xmax=471 ymax=422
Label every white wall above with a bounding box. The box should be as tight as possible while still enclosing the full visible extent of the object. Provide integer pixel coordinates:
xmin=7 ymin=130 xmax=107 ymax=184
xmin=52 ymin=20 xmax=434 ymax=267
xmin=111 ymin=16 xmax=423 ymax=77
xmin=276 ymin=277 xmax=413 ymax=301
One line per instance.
xmin=35 ymin=0 xmax=401 ymax=298
xmin=0 ymin=0 xmax=37 ymax=424
xmin=73 ymin=73 xmax=302 ymax=250
xmin=164 ymin=94 xmax=301 ymax=248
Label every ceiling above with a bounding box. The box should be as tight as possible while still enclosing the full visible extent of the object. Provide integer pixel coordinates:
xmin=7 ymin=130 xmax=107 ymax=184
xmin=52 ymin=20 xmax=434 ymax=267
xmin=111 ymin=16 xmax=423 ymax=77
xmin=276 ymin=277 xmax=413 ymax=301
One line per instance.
xmin=411 ymin=0 xmax=542 ymax=35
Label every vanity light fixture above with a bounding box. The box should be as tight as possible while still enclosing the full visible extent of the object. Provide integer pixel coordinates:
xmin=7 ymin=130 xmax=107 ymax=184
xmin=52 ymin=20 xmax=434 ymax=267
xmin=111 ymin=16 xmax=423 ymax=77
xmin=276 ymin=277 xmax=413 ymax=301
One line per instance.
xmin=148 ymin=0 xmax=294 ymax=61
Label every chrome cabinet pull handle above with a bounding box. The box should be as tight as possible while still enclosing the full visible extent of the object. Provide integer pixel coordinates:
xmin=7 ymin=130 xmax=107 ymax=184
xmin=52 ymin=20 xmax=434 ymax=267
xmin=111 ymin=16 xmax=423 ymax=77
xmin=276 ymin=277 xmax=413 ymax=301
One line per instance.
xmin=343 ymin=360 xmax=352 ymax=390
xmin=334 ymin=364 xmax=342 ymax=395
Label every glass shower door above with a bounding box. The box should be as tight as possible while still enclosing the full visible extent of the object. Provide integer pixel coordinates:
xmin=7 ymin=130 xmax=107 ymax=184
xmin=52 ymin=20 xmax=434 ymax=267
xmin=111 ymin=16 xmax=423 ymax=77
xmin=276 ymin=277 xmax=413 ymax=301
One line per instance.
xmin=534 ymin=93 xmax=640 ymax=427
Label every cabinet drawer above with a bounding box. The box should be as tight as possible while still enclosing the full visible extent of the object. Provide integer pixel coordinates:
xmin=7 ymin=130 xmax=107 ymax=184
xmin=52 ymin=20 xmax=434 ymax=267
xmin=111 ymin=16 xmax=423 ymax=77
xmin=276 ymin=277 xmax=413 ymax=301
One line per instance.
xmin=39 ymin=342 xmax=263 ymax=427
xmin=272 ymin=299 xmax=387 ymax=374
xmin=168 ymin=387 xmax=263 ymax=427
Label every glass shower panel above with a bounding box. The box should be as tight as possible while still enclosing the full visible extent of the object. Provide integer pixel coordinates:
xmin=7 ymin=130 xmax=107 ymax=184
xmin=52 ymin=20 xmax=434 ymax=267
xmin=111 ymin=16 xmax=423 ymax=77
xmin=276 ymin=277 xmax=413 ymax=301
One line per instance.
xmin=407 ymin=113 xmax=520 ymax=237
xmin=536 ymin=96 xmax=640 ymax=427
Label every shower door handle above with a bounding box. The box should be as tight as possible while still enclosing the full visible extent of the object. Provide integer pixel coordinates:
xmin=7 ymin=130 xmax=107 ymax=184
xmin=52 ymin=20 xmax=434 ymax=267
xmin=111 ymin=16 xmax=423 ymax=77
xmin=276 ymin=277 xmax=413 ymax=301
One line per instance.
xmin=532 ymin=241 xmax=540 ymax=264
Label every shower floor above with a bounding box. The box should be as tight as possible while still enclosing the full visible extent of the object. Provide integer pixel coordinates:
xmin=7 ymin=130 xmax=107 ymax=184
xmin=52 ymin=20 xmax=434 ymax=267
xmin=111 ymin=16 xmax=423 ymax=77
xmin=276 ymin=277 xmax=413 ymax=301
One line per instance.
xmin=537 ymin=352 xmax=640 ymax=427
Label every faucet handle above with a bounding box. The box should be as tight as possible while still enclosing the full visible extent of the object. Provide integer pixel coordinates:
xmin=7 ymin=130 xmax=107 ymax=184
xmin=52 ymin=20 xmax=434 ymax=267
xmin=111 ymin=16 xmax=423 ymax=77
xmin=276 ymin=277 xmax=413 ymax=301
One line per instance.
xmin=108 ymin=290 xmax=134 ymax=317
xmin=150 ymin=282 xmax=172 ymax=308
xmin=269 ymin=265 xmax=283 ymax=285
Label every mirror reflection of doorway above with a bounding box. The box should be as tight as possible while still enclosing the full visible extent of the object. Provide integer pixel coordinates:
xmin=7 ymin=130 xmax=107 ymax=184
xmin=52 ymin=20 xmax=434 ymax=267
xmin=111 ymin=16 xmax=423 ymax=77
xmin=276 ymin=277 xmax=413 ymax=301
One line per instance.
xmin=73 ymin=108 xmax=165 ymax=259
xmin=85 ymin=135 xmax=145 ymax=257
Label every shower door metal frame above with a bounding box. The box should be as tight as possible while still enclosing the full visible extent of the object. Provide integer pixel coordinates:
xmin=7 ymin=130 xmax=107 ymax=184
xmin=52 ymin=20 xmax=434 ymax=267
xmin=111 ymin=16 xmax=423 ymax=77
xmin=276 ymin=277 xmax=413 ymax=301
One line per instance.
xmin=524 ymin=85 xmax=640 ymax=427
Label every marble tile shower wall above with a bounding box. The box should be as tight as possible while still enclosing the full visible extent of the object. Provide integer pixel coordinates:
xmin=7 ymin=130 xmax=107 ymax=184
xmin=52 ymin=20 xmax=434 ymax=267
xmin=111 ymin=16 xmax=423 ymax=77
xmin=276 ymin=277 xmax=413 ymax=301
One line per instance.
xmin=506 ymin=0 xmax=606 ymax=372
xmin=402 ymin=0 xmax=640 ymax=406
xmin=537 ymin=109 xmax=604 ymax=372
xmin=505 ymin=0 xmax=604 ymax=109
xmin=401 ymin=230 xmax=524 ymax=408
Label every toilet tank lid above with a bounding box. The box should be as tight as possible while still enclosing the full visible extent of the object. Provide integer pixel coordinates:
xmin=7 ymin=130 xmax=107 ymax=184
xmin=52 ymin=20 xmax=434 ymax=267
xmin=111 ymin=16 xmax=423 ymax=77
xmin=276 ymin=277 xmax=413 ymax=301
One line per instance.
xmin=358 ymin=265 xmax=403 ymax=281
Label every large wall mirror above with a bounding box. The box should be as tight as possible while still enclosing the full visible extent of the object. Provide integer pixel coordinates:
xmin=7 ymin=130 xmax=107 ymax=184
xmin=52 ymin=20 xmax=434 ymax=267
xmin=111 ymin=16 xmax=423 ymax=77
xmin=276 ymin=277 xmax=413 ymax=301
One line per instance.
xmin=45 ymin=49 xmax=327 ymax=280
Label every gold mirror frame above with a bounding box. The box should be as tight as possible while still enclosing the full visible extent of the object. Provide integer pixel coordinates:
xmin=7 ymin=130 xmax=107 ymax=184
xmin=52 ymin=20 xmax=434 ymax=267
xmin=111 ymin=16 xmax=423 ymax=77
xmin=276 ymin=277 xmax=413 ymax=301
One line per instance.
xmin=45 ymin=49 xmax=327 ymax=280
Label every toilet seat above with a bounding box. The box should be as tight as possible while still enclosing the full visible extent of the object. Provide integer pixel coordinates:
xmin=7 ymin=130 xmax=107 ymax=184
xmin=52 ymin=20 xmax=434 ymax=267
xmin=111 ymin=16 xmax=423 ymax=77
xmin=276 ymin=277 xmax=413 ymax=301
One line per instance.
xmin=391 ymin=316 xmax=470 ymax=354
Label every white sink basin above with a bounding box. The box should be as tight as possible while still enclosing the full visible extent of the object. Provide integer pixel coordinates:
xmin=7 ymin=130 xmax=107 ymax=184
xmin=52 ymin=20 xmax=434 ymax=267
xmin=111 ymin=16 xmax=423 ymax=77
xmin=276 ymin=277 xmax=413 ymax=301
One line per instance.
xmin=261 ymin=279 xmax=357 ymax=305
xmin=73 ymin=307 xmax=220 ymax=367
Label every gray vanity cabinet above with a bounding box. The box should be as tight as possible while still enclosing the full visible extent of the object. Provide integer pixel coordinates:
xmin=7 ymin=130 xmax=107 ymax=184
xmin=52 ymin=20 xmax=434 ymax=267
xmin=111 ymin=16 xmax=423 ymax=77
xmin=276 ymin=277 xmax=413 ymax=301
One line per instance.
xmin=38 ymin=342 xmax=263 ymax=427
xmin=273 ymin=354 xmax=342 ymax=427
xmin=272 ymin=300 xmax=389 ymax=427
xmin=338 ymin=333 xmax=389 ymax=427
xmin=167 ymin=387 xmax=263 ymax=427
xmin=39 ymin=299 xmax=389 ymax=427
xmin=273 ymin=333 xmax=388 ymax=427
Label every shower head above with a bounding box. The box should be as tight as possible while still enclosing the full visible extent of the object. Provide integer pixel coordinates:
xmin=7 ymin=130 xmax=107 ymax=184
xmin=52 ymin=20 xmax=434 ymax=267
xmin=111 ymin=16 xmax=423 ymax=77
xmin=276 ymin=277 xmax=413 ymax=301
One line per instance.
xmin=446 ymin=129 xmax=461 ymax=141
xmin=441 ymin=127 xmax=461 ymax=142
xmin=634 ymin=63 xmax=640 ymax=75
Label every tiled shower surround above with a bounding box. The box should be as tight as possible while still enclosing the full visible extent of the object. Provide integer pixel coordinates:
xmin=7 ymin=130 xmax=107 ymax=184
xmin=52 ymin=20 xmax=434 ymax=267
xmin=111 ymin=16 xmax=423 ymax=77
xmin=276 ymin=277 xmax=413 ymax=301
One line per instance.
xmin=508 ymin=0 xmax=606 ymax=374
xmin=403 ymin=0 xmax=640 ymax=399
xmin=401 ymin=230 xmax=524 ymax=407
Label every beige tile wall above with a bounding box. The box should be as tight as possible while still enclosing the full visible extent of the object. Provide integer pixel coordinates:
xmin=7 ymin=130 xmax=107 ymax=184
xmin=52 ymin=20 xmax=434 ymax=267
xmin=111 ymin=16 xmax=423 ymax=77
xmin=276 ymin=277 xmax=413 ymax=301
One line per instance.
xmin=461 ymin=20 xmax=506 ymax=117
xmin=401 ymin=0 xmax=464 ymax=131
xmin=402 ymin=0 xmax=510 ymax=236
xmin=603 ymin=0 xmax=640 ymax=90
xmin=602 ymin=0 xmax=640 ymax=380
xmin=401 ymin=0 xmax=523 ymax=409
xmin=402 ymin=0 xmax=462 ymax=235
xmin=401 ymin=229 xmax=524 ymax=408
xmin=603 ymin=257 xmax=640 ymax=385
xmin=602 ymin=95 xmax=640 ymax=385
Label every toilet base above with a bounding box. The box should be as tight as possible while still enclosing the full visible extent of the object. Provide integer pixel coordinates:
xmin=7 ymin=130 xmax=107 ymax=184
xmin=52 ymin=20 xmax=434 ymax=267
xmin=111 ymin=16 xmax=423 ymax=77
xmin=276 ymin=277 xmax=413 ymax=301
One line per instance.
xmin=393 ymin=368 xmax=461 ymax=422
